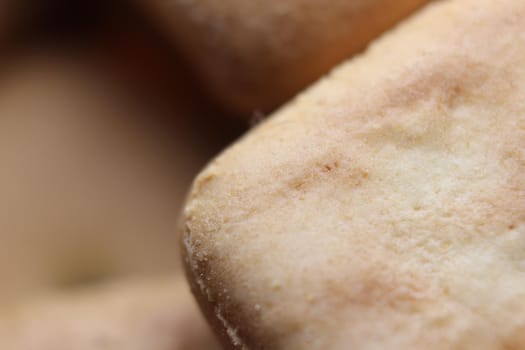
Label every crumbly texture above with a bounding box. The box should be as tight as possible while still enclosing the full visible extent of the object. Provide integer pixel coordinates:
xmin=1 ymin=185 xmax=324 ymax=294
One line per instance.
xmin=141 ymin=0 xmax=429 ymax=115
xmin=0 ymin=277 xmax=221 ymax=350
xmin=182 ymin=0 xmax=525 ymax=348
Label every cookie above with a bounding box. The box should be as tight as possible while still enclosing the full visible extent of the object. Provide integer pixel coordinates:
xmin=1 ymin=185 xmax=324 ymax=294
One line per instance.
xmin=0 ymin=277 xmax=220 ymax=350
xmin=139 ymin=0 xmax=429 ymax=115
xmin=182 ymin=0 xmax=525 ymax=348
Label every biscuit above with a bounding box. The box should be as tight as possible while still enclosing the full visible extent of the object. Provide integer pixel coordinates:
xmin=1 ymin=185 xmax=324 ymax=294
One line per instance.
xmin=139 ymin=0 xmax=430 ymax=115
xmin=182 ymin=0 xmax=525 ymax=348
xmin=0 ymin=51 xmax=217 ymax=302
xmin=0 ymin=277 xmax=221 ymax=350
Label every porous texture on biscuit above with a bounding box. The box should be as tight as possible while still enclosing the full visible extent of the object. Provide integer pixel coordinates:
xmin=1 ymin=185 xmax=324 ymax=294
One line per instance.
xmin=182 ymin=0 xmax=525 ymax=348
xmin=140 ymin=0 xmax=430 ymax=115
xmin=0 ymin=278 xmax=221 ymax=350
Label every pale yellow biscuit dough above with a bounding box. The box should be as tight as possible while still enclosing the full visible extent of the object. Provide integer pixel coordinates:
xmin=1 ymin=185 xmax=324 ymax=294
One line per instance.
xmin=183 ymin=0 xmax=525 ymax=348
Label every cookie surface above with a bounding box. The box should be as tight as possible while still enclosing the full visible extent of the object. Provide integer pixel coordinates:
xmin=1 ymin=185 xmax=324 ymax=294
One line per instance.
xmin=140 ymin=0 xmax=429 ymax=115
xmin=182 ymin=0 xmax=525 ymax=348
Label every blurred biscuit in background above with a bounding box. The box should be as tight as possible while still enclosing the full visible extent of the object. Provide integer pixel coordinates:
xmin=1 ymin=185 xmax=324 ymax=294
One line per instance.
xmin=0 ymin=50 xmax=197 ymax=301
xmin=0 ymin=10 xmax=240 ymax=301
xmin=0 ymin=3 xmax=232 ymax=348
xmin=137 ymin=0 xmax=430 ymax=116
xmin=0 ymin=276 xmax=221 ymax=350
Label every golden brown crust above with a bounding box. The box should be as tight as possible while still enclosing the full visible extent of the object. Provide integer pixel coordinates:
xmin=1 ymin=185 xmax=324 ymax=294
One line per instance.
xmin=140 ymin=0 xmax=430 ymax=115
xmin=182 ymin=0 xmax=525 ymax=348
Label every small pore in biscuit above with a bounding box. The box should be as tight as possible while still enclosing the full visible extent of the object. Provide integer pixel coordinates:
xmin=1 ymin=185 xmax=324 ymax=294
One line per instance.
xmin=284 ymin=157 xmax=369 ymax=197
xmin=321 ymin=161 xmax=339 ymax=173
